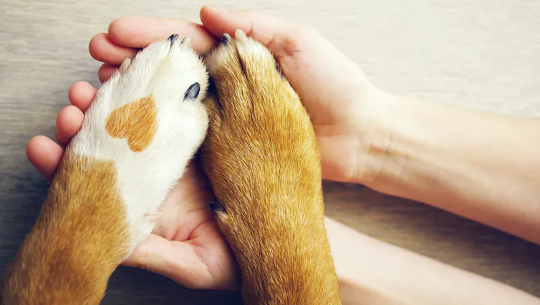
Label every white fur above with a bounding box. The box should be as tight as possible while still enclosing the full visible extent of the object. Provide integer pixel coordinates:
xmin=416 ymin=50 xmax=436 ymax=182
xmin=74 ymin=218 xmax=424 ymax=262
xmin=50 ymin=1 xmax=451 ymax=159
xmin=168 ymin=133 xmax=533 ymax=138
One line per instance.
xmin=69 ymin=37 xmax=209 ymax=253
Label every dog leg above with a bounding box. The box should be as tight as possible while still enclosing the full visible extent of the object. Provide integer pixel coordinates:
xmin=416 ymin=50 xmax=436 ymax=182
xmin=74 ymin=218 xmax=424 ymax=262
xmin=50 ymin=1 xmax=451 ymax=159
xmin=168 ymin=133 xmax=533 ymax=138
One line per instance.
xmin=2 ymin=35 xmax=209 ymax=304
xmin=202 ymin=30 xmax=342 ymax=305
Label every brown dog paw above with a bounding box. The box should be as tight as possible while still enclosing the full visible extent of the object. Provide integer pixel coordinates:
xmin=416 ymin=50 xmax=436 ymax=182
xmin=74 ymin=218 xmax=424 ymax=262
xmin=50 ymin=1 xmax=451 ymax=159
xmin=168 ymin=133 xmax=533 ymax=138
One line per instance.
xmin=202 ymin=30 xmax=340 ymax=304
xmin=202 ymin=29 xmax=321 ymax=224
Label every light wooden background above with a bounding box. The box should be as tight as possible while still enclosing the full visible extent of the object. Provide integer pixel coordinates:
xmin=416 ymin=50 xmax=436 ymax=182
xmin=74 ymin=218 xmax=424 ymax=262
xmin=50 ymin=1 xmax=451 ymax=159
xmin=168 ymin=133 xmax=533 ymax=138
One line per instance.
xmin=1 ymin=0 xmax=540 ymax=304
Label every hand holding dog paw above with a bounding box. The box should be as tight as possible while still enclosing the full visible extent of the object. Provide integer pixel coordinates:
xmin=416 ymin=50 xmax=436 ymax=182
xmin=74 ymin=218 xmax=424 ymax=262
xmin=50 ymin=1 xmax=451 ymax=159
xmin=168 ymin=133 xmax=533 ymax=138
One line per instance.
xmin=26 ymin=6 xmax=384 ymax=291
xmin=89 ymin=7 xmax=386 ymax=184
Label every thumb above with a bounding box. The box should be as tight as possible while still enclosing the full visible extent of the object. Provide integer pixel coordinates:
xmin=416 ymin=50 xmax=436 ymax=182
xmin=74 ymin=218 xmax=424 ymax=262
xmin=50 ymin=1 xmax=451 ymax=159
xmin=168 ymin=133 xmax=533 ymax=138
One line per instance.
xmin=200 ymin=5 xmax=313 ymax=58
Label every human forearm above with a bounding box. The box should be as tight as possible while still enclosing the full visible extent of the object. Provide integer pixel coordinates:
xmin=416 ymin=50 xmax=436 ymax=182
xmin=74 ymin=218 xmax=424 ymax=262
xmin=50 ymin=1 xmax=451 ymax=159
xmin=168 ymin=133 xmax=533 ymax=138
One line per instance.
xmin=355 ymin=91 xmax=540 ymax=244
xmin=325 ymin=217 xmax=540 ymax=305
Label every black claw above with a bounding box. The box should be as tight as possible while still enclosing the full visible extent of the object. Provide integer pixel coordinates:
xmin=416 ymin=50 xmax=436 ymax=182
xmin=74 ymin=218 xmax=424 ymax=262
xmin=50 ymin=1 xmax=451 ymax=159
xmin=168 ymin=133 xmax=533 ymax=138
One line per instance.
xmin=275 ymin=64 xmax=284 ymax=77
xmin=210 ymin=202 xmax=224 ymax=212
xmin=184 ymin=82 xmax=201 ymax=100
xmin=168 ymin=34 xmax=179 ymax=47
xmin=222 ymin=34 xmax=229 ymax=45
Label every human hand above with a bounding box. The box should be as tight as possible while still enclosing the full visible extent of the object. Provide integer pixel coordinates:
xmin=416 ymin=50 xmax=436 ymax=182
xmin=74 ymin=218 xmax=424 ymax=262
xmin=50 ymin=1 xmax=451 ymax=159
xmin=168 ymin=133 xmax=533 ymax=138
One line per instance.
xmin=26 ymin=82 xmax=239 ymax=291
xmin=89 ymin=6 xmax=388 ymax=184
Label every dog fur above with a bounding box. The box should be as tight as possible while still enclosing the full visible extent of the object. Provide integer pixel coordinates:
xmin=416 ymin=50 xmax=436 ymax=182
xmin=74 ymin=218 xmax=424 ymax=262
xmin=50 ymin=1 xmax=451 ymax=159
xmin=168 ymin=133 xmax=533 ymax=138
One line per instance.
xmin=1 ymin=30 xmax=341 ymax=304
xmin=202 ymin=30 xmax=341 ymax=304
xmin=1 ymin=35 xmax=209 ymax=304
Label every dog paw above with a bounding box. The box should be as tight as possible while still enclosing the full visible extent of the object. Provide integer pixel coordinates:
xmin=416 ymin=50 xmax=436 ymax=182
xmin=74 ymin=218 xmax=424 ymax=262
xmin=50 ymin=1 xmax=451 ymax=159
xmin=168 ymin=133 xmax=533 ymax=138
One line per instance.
xmin=65 ymin=34 xmax=209 ymax=251
xmin=202 ymin=30 xmax=320 ymax=224
xmin=201 ymin=31 xmax=340 ymax=304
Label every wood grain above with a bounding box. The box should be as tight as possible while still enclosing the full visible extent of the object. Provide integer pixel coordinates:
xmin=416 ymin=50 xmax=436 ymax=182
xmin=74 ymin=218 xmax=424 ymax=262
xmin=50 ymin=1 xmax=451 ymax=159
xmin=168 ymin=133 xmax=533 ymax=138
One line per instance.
xmin=1 ymin=0 xmax=539 ymax=303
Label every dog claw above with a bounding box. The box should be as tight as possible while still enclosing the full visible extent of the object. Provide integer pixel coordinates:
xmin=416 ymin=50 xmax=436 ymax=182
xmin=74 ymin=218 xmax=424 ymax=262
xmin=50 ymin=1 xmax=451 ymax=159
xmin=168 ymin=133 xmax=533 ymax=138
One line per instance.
xmin=168 ymin=34 xmax=179 ymax=47
xmin=235 ymin=29 xmax=247 ymax=40
xmin=184 ymin=82 xmax=200 ymax=100
xmin=119 ymin=58 xmax=131 ymax=74
xmin=275 ymin=64 xmax=284 ymax=77
xmin=209 ymin=202 xmax=225 ymax=212
xmin=222 ymin=33 xmax=231 ymax=45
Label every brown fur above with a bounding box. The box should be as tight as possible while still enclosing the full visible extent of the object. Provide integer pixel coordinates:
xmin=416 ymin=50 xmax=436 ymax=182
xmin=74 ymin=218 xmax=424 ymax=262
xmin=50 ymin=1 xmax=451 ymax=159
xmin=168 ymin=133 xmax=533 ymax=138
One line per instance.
xmin=1 ymin=154 xmax=129 ymax=304
xmin=202 ymin=35 xmax=341 ymax=304
xmin=105 ymin=95 xmax=158 ymax=152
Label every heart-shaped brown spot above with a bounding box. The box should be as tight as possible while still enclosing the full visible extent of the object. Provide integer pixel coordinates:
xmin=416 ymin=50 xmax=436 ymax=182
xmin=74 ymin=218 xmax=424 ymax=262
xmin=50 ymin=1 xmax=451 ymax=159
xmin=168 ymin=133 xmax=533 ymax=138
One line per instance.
xmin=105 ymin=96 xmax=158 ymax=152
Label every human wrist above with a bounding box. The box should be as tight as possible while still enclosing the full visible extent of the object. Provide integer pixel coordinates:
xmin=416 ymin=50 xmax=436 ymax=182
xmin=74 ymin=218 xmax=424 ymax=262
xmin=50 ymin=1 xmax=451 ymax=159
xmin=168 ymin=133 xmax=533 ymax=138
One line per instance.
xmin=348 ymin=87 xmax=408 ymax=189
xmin=349 ymin=89 xmax=446 ymax=196
xmin=352 ymin=90 xmax=504 ymax=201
xmin=355 ymin=90 xmax=540 ymax=243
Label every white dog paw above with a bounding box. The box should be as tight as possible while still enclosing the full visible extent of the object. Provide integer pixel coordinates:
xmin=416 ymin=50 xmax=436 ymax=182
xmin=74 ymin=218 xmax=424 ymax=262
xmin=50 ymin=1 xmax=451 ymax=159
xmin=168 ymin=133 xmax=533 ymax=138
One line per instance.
xmin=67 ymin=34 xmax=209 ymax=251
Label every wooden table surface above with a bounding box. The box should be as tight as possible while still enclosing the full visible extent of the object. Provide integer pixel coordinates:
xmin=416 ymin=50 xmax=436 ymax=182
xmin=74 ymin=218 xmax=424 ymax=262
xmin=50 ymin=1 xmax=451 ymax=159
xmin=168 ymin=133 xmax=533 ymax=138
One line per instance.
xmin=1 ymin=0 xmax=539 ymax=303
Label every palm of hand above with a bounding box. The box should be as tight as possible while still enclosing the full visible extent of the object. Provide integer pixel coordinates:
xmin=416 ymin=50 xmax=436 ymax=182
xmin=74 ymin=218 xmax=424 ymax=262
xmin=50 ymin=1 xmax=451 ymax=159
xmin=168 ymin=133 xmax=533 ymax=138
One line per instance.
xmin=123 ymin=162 xmax=239 ymax=290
